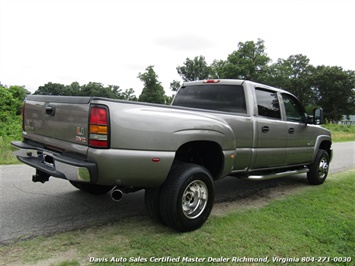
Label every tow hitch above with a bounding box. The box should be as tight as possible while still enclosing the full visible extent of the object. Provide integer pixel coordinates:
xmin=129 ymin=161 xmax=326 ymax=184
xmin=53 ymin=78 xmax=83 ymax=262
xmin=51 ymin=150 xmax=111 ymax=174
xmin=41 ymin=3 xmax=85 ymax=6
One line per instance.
xmin=32 ymin=170 xmax=50 ymax=183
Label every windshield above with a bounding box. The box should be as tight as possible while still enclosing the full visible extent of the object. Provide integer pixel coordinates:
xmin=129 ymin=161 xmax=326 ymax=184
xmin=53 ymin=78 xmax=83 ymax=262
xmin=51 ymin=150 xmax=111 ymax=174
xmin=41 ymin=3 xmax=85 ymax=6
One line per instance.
xmin=172 ymin=84 xmax=247 ymax=113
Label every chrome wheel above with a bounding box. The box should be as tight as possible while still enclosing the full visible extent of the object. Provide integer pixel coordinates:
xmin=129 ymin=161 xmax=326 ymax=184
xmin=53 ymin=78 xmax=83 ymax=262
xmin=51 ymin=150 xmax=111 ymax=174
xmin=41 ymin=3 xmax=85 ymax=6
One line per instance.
xmin=318 ymin=156 xmax=329 ymax=179
xmin=159 ymin=163 xmax=214 ymax=231
xmin=307 ymin=149 xmax=330 ymax=185
xmin=182 ymin=180 xmax=208 ymax=219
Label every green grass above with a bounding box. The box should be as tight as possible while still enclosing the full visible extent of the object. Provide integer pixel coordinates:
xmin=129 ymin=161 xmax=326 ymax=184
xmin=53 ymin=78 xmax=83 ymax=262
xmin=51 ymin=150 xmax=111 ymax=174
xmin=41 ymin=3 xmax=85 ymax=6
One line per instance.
xmin=1 ymin=170 xmax=354 ymax=266
xmin=324 ymin=124 xmax=355 ymax=142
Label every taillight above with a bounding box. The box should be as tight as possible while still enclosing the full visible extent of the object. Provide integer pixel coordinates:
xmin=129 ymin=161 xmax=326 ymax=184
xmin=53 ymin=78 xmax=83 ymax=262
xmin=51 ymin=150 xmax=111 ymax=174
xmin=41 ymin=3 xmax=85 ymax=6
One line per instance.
xmin=89 ymin=106 xmax=109 ymax=148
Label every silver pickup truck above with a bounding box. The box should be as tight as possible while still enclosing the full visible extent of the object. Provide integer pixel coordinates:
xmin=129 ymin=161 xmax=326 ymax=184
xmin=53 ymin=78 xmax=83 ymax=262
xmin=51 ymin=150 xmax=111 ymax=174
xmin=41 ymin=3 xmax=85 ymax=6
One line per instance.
xmin=12 ymin=79 xmax=332 ymax=232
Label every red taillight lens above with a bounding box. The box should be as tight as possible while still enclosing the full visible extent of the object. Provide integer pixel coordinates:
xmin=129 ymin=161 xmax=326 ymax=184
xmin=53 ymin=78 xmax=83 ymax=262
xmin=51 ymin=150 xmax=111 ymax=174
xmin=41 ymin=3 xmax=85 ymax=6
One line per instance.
xmin=89 ymin=106 xmax=109 ymax=148
xmin=89 ymin=139 xmax=108 ymax=148
xmin=90 ymin=107 xmax=108 ymax=124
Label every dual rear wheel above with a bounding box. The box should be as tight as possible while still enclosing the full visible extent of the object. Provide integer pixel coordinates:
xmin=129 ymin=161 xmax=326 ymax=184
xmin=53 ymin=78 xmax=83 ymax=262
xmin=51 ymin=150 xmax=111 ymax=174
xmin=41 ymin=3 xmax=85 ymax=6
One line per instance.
xmin=145 ymin=163 xmax=214 ymax=232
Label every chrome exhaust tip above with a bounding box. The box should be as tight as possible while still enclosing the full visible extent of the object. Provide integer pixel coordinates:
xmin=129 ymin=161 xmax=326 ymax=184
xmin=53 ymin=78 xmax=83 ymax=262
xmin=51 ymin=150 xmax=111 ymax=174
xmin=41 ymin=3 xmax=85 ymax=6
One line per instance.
xmin=111 ymin=189 xmax=124 ymax=202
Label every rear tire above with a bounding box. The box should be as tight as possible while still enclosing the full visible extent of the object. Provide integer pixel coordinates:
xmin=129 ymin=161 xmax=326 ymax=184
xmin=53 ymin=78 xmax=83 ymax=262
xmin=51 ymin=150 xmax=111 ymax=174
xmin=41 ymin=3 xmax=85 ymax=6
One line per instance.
xmin=159 ymin=163 xmax=214 ymax=232
xmin=145 ymin=187 xmax=165 ymax=224
xmin=69 ymin=181 xmax=114 ymax=195
xmin=307 ymin=150 xmax=330 ymax=185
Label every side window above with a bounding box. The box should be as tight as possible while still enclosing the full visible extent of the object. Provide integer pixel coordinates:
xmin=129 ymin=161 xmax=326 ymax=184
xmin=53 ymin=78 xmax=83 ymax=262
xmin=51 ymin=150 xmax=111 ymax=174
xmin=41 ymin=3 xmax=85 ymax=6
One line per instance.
xmin=282 ymin=93 xmax=306 ymax=122
xmin=255 ymin=88 xmax=281 ymax=119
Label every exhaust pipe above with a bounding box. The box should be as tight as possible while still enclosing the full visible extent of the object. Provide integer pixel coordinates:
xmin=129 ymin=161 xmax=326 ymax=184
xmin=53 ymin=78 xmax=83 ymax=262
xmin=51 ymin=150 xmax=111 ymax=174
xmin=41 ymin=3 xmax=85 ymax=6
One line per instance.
xmin=111 ymin=188 xmax=124 ymax=202
xmin=110 ymin=186 xmax=142 ymax=202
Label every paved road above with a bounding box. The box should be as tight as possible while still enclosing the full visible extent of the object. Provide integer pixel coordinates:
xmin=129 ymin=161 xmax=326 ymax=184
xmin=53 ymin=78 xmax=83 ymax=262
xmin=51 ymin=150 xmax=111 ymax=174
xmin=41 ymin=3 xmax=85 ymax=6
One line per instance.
xmin=1 ymin=142 xmax=354 ymax=244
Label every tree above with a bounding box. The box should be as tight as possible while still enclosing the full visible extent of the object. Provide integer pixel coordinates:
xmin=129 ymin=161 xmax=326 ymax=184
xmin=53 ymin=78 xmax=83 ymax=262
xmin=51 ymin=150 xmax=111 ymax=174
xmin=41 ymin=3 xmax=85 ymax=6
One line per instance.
xmin=34 ymin=82 xmax=125 ymax=99
xmin=311 ymin=66 xmax=355 ymax=122
xmin=119 ymin=88 xmax=137 ymax=101
xmin=0 ymin=86 xmax=17 ymax=122
xmin=79 ymin=83 xmax=121 ymax=98
xmin=138 ymin=66 xmax=166 ymax=104
xmin=263 ymin=54 xmax=315 ymax=106
xmin=8 ymin=85 xmax=30 ymax=115
xmin=176 ymin=56 xmax=211 ymax=81
xmin=170 ymin=80 xmax=181 ymax=92
xmin=212 ymin=39 xmax=270 ymax=81
xmin=66 ymin=82 xmax=81 ymax=95
xmin=34 ymin=82 xmax=69 ymax=95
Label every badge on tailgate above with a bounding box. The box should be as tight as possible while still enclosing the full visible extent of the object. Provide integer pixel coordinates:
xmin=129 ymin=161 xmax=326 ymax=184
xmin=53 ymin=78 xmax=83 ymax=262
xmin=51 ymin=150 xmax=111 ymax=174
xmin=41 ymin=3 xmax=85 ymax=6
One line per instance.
xmin=75 ymin=127 xmax=87 ymax=143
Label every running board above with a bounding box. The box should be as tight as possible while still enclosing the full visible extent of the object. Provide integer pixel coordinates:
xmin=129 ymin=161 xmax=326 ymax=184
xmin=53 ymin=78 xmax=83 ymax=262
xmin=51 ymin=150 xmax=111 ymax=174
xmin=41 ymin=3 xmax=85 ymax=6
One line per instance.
xmin=247 ymin=168 xmax=309 ymax=180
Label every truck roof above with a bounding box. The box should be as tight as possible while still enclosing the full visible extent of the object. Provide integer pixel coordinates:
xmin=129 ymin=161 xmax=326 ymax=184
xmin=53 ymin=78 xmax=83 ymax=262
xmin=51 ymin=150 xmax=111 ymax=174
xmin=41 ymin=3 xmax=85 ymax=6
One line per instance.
xmin=182 ymin=79 xmax=290 ymax=94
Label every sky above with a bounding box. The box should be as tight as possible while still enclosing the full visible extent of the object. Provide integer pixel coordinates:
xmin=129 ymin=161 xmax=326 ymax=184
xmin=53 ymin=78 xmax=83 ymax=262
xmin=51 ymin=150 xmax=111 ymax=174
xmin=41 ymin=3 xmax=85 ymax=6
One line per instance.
xmin=0 ymin=0 xmax=354 ymax=96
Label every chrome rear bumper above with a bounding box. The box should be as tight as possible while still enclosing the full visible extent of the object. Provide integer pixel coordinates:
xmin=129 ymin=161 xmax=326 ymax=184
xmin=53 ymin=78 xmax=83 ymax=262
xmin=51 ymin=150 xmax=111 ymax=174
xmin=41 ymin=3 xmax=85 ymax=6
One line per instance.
xmin=11 ymin=141 xmax=97 ymax=183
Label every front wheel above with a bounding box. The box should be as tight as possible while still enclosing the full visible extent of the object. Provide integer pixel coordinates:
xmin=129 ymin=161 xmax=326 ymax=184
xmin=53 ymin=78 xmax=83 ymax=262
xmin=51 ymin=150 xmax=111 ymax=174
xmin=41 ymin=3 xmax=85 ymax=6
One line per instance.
xmin=307 ymin=150 xmax=330 ymax=185
xmin=159 ymin=163 xmax=214 ymax=232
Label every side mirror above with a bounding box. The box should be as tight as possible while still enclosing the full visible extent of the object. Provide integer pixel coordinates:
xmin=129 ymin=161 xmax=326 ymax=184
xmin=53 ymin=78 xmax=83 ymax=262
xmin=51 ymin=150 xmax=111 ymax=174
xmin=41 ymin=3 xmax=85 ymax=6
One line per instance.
xmin=305 ymin=114 xmax=313 ymax=124
xmin=313 ymin=108 xmax=325 ymax=125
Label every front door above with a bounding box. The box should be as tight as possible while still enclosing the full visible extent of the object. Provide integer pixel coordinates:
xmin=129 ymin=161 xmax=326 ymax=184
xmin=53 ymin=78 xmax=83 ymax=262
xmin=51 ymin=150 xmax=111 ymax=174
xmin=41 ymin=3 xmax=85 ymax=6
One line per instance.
xmin=281 ymin=93 xmax=315 ymax=165
xmin=253 ymin=88 xmax=287 ymax=169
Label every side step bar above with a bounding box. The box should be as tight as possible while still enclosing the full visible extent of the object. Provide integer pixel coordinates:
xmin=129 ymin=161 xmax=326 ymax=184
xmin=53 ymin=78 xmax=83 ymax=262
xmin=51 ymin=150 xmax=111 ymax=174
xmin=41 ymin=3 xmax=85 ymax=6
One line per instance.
xmin=247 ymin=168 xmax=309 ymax=180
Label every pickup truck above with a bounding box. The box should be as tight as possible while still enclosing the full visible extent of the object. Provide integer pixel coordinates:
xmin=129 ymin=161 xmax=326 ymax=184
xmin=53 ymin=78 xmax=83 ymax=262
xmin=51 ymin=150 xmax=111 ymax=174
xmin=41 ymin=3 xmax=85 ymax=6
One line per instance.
xmin=12 ymin=79 xmax=332 ymax=232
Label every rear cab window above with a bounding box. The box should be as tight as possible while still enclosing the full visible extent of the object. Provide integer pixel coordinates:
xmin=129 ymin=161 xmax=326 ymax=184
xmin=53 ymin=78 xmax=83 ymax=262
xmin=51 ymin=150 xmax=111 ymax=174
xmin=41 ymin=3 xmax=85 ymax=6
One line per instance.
xmin=255 ymin=88 xmax=281 ymax=119
xmin=172 ymin=84 xmax=247 ymax=113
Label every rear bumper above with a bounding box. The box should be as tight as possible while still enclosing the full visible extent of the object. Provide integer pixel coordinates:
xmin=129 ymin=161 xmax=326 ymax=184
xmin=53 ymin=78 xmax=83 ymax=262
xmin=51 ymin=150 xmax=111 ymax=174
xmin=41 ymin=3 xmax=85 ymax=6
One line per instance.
xmin=11 ymin=141 xmax=97 ymax=183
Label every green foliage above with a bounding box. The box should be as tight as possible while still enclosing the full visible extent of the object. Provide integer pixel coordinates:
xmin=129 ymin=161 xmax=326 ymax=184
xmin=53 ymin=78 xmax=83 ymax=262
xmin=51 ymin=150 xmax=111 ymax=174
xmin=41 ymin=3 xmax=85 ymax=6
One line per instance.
xmin=0 ymin=85 xmax=29 ymax=122
xmin=119 ymin=88 xmax=138 ymax=101
xmin=175 ymin=39 xmax=354 ymax=122
xmin=311 ymin=66 xmax=355 ymax=122
xmin=212 ymin=39 xmax=270 ymax=81
xmin=170 ymin=80 xmax=181 ymax=92
xmin=8 ymin=85 xmax=31 ymax=115
xmin=177 ymin=56 xmax=211 ymax=81
xmin=0 ymin=87 xmax=17 ymax=122
xmin=79 ymin=82 xmax=120 ymax=98
xmin=34 ymin=82 xmax=68 ymax=95
xmin=33 ymin=82 xmax=137 ymax=100
xmin=138 ymin=65 xmax=166 ymax=104
xmin=0 ymin=116 xmax=23 ymax=164
xmin=263 ymin=54 xmax=316 ymax=106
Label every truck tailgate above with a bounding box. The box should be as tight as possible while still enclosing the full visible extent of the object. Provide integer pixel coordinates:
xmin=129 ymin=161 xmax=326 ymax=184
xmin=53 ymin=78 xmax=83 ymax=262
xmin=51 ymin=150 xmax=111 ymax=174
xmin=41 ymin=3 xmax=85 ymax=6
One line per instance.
xmin=24 ymin=95 xmax=91 ymax=154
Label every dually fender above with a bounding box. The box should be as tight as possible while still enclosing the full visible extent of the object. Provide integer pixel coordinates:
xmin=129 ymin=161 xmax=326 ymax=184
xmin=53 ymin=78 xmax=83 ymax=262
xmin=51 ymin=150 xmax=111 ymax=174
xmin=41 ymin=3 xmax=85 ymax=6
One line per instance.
xmin=312 ymin=135 xmax=333 ymax=163
xmin=172 ymin=125 xmax=237 ymax=179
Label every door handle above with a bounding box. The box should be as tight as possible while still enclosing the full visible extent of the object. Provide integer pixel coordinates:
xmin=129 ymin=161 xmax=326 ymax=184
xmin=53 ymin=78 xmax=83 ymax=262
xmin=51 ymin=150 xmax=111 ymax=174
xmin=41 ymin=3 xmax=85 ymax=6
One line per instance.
xmin=288 ymin=128 xmax=295 ymax=134
xmin=45 ymin=105 xmax=56 ymax=116
xmin=261 ymin=126 xmax=269 ymax=133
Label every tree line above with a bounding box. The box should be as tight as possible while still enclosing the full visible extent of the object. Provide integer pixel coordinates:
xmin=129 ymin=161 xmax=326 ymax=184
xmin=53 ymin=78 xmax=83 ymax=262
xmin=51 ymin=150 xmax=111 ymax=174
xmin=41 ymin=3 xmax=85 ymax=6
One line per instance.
xmin=172 ymin=39 xmax=354 ymax=122
xmin=1 ymin=39 xmax=354 ymax=122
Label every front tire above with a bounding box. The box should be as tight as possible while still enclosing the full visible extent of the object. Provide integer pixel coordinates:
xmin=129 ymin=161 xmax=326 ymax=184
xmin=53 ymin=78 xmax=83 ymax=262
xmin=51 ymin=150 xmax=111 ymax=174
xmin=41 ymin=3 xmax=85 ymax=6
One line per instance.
xmin=159 ymin=163 xmax=214 ymax=232
xmin=307 ymin=149 xmax=330 ymax=185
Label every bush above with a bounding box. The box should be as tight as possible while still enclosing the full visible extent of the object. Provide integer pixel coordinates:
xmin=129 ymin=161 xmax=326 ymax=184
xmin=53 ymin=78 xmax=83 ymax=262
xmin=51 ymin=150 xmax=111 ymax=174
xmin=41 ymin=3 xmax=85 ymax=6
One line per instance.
xmin=0 ymin=116 xmax=23 ymax=164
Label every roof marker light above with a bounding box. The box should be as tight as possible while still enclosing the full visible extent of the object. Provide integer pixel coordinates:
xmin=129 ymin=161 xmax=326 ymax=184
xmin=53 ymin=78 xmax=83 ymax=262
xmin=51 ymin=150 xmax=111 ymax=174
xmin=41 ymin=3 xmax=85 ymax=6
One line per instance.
xmin=203 ymin=79 xmax=220 ymax=83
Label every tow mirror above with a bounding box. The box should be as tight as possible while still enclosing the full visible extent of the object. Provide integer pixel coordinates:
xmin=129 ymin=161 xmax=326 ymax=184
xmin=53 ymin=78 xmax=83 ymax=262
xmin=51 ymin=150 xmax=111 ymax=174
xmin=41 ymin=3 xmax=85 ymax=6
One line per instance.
xmin=313 ymin=108 xmax=325 ymax=125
